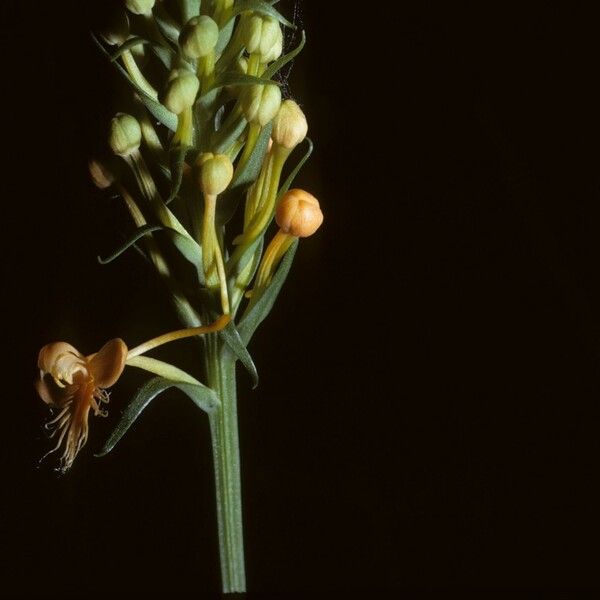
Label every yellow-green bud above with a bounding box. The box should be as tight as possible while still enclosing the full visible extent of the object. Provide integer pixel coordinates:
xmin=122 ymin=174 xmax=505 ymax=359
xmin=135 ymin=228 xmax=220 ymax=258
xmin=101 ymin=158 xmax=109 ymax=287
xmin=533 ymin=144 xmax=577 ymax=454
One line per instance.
xmin=258 ymin=18 xmax=280 ymax=57
xmin=261 ymin=26 xmax=283 ymax=63
xmin=241 ymin=84 xmax=282 ymax=126
xmin=125 ymin=0 xmax=155 ymax=16
xmin=180 ymin=16 xmax=219 ymax=59
xmin=276 ymin=189 xmax=323 ymax=238
xmin=239 ymin=14 xmax=263 ymax=54
xmin=161 ymin=69 xmax=200 ymax=115
xmin=109 ymin=113 xmax=141 ymax=157
xmin=198 ymin=153 xmax=234 ymax=195
xmin=272 ymin=100 xmax=308 ymax=150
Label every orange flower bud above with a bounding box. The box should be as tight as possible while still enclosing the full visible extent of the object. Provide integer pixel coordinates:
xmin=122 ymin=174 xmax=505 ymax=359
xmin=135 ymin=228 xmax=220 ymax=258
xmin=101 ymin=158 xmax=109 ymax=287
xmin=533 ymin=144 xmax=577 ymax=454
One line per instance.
xmin=275 ymin=189 xmax=323 ymax=238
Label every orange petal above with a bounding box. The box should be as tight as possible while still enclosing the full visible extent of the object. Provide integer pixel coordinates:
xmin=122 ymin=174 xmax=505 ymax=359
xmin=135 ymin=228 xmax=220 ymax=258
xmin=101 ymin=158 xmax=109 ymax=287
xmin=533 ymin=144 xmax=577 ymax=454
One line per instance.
xmin=35 ymin=374 xmax=73 ymax=407
xmin=38 ymin=342 xmax=85 ymax=380
xmin=88 ymin=338 xmax=128 ymax=388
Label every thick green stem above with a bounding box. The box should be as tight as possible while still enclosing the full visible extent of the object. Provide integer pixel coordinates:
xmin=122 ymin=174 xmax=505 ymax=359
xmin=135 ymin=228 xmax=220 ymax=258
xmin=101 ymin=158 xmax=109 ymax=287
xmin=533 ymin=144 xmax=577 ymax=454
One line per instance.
xmin=206 ymin=338 xmax=246 ymax=593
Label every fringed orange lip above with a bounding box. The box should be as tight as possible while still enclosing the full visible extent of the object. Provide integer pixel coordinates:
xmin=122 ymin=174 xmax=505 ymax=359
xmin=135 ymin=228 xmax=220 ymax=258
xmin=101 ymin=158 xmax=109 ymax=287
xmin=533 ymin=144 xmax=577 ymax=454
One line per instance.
xmin=35 ymin=338 xmax=128 ymax=472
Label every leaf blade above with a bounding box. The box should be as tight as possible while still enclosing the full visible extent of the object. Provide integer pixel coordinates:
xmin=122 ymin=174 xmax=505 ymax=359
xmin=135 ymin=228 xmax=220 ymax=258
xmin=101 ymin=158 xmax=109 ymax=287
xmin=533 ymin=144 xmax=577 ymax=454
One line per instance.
xmin=97 ymin=225 xmax=161 ymax=264
xmin=91 ymin=33 xmax=178 ymax=131
xmin=263 ymin=30 xmax=306 ymax=79
xmin=96 ymin=376 xmax=220 ymax=456
xmin=239 ymin=239 xmax=298 ymax=344
xmin=219 ymin=322 xmax=259 ymax=388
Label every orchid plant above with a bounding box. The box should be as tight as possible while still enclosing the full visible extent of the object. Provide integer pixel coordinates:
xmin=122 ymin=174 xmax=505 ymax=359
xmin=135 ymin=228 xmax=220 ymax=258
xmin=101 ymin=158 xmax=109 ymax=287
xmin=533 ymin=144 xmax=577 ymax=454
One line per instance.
xmin=34 ymin=0 xmax=323 ymax=593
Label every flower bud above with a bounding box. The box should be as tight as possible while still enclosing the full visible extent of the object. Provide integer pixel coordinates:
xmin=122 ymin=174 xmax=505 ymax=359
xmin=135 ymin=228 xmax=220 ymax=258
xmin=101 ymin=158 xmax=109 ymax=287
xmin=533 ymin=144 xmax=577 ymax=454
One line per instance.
xmin=258 ymin=18 xmax=280 ymax=58
xmin=276 ymin=189 xmax=323 ymax=238
xmin=125 ymin=0 xmax=155 ymax=16
xmin=180 ymin=16 xmax=219 ymax=59
xmin=241 ymin=84 xmax=282 ymax=126
xmin=261 ymin=26 xmax=283 ymax=63
xmin=109 ymin=113 xmax=141 ymax=157
xmin=161 ymin=69 xmax=200 ymax=115
xmin=198 ymin=153 xmax=234 ymax=195
xmin=272 ymin=100 xmax=308 ymax=150
xmin=88 ymin=158 xmax=116 ymax=189
xmin=239 ymin=14 xmax=263 ymax=54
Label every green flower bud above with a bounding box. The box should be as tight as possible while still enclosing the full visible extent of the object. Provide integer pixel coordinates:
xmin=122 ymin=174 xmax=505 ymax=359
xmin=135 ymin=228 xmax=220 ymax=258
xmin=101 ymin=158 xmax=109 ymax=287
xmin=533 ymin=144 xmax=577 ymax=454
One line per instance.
xmin=180 ymin=16 xmax=219 ymax=59
xmin=258 ymin=18 xmax=280 ymax=57
xmin=109 ymin=113 xmax=141 ymax=157
xmin=241 ymin=84 xmax=282 ymax=126
xmin=240 ymin=15 xmax=281 ymax=61
xmin=198 ymin=153 xmax=234 ymax=196
xmin=161 ymin=69 xmax=200 ymax=115
xmin=261 ymin=26 xmax=283 ymax=63
xmin=125 ymin=0 xmax=155 ymax=16
xmin=272 ymin=100 xmax=308 ymax=150
xmin=239 ymin=14 xmax=263 ymax=54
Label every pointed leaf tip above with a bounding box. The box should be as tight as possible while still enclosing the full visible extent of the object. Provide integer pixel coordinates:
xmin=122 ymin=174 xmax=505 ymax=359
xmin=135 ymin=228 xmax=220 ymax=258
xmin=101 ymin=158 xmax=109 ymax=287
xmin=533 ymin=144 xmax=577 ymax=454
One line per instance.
xmin=96 ymin=376 xmax=220 ymax=456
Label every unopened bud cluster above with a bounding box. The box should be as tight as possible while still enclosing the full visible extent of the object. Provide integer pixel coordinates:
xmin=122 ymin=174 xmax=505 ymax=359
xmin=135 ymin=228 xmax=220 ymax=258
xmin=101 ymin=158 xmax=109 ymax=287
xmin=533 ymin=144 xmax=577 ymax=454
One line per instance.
xmin=100 ymin=3 xmax=321 ymax=315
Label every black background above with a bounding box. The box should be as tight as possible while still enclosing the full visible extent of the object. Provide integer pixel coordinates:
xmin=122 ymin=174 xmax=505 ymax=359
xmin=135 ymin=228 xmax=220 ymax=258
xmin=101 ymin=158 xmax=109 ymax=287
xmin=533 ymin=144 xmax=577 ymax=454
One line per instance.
xmin=3 ymin=1 xmax=600 ymax=596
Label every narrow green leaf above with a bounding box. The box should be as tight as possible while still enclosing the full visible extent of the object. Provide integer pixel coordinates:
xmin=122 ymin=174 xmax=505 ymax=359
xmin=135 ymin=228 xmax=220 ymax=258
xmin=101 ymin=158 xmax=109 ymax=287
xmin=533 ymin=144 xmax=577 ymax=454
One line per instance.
xmin=166 ymin=144 xmax=190 ymax=204
xmin=216 ymin=124 xmax=272 ymax=226
xmin=212 ymin=114 xmax=247 ymax=154
xmin=153 ymin=4 xmax=181 ymax=44
xmin=277 ymin=137 xmax=313 ymax=199
xmin=233 ymin=123 xmax=272 ymax=189
xmin=180 ymin=0 xmax=201 ymax=23
xmin=98 ymin=224 xmax=204 ymax=284
xmin=215 ymin=14 xmax=235 ymax=55
xmin=95 ymin=376 xmax=220 ymax=456
xmin=150 ymin=44 xmax=174 ymax=70
xmin=263 ymin=30 xmax=306 ymax=79
xmin=239 ymin=239 xmax=298 ymax=344
xmin=220 ymin=322 xmax=259 ymax=388
xmin=165 ymin=229 xmax=205 ymax=285
xmin=98 ymin=225 xmax=162 ymax=264
xmin=91 ymin=33 xmax=178 ymax=131
xmin=229 ymin=238 xmax=263 ymax=312
xmin=207 ymin=72 xmax=279 ymax=94
xmin=229 ymin=0 xmax=295 ymax=28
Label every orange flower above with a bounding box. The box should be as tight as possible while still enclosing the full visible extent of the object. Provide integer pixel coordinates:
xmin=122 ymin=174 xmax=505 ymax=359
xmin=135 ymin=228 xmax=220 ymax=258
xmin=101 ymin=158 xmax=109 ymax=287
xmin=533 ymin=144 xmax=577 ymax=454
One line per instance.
xmin=35 ymin=338 xmax=128 ymax=472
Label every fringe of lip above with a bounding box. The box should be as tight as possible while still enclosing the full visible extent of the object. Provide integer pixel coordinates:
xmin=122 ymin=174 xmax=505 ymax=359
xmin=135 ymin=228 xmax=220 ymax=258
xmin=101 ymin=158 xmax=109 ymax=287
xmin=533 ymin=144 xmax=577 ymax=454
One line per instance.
xmin=42 ymin=376 xmax=111 ymax=472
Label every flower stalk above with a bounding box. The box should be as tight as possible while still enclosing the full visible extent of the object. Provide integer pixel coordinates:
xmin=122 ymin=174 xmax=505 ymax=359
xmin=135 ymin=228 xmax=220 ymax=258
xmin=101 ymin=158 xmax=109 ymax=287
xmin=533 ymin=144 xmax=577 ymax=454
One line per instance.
xmin=36 ymin=3 xmax=323 ymax=593
xmin=206 ymin=338 xmax=245 ymax=593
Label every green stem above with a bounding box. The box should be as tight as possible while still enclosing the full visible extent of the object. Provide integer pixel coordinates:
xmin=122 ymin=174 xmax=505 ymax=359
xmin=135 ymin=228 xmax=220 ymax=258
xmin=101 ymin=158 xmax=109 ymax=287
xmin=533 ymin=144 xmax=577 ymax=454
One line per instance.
xmin=206 ymin=339 xmax=246 ymax=593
